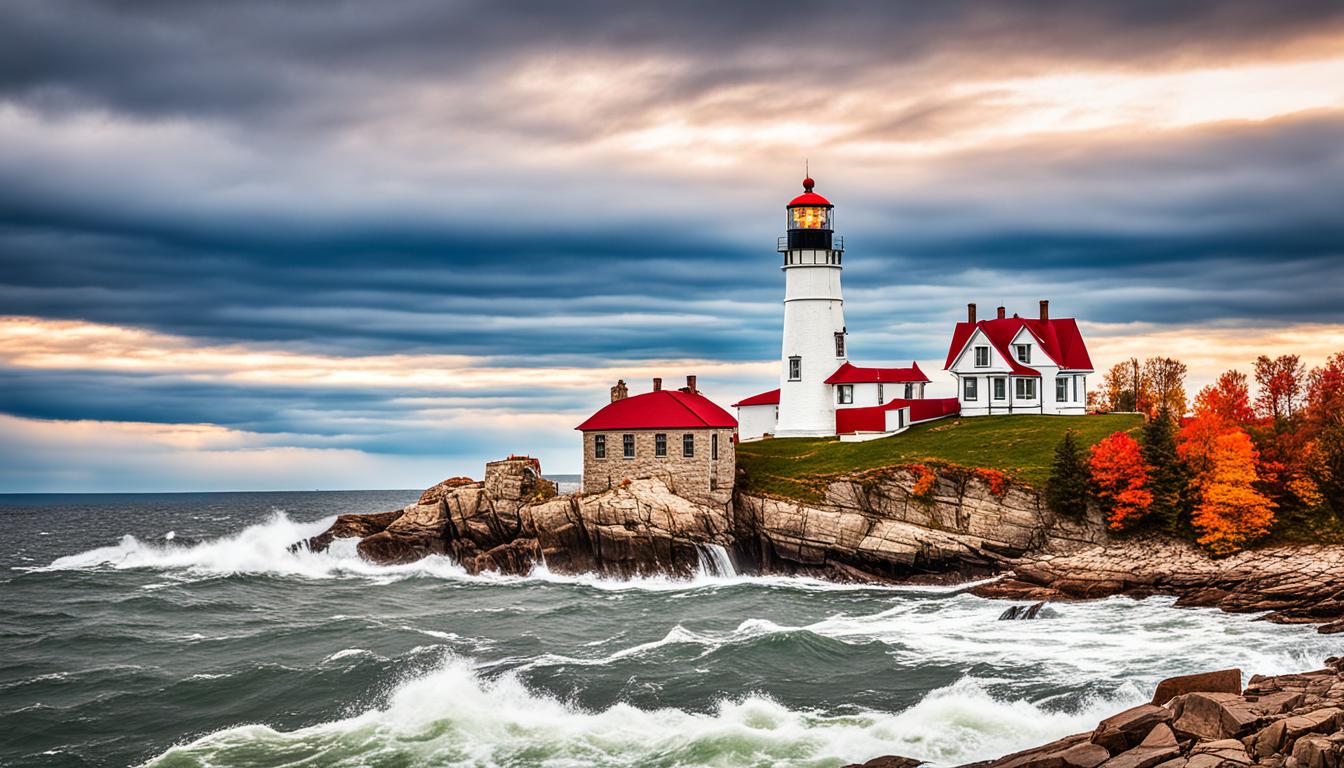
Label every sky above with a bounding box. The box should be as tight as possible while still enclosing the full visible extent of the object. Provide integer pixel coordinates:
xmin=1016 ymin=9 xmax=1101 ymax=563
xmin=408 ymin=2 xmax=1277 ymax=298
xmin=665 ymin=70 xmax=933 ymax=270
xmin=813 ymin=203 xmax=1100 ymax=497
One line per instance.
xmin=2 ymin=1 xmax=1344 ymax=492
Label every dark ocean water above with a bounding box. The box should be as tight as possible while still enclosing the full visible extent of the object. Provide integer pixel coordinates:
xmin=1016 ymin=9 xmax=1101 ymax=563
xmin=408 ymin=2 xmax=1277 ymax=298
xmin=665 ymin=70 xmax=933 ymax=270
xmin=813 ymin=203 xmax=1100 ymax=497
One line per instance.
xmin=1 ymin=490 xmax=1338 ymax=768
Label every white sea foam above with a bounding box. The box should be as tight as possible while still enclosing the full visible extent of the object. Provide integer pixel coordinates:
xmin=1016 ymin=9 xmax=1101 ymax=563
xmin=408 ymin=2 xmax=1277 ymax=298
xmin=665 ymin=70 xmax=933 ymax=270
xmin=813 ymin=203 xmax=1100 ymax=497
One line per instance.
xmin=144 ymin=655 xmax=1142 ymax=768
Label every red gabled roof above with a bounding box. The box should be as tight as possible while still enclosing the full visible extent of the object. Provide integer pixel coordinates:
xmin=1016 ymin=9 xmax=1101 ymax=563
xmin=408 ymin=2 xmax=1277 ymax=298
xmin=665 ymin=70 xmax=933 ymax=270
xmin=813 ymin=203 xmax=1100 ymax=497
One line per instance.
xmin=824 ymin=361 xmax=930 ymax=385
xmin=575 ymin=390 xmax=738 ymax=431
xmin=943 ymin=317 xmax=1093 ymax=376
xmin=732 ymin=388 xmax=780 ymax=407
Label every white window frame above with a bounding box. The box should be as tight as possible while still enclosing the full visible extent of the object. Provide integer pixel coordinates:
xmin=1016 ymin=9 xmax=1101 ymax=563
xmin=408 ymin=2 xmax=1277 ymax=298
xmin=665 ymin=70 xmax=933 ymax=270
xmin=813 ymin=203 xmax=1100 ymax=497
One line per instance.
xmin=974 ymin=346 xmax=990 ymax=367
xmin=1015 ymin=378 xmax=1036 ymax=400
xmin=964 ymin=377 xmax=978 ymax=401
xmin=1014 ymin=344 xmax=1031 ymax=364
xmin=1056 ymin=377 xmax=1068 ymax=402
xmin=993 ymin=377 xmax=1006 ymax=401
xmin=788 ymin=356 xmax=802 ymax=381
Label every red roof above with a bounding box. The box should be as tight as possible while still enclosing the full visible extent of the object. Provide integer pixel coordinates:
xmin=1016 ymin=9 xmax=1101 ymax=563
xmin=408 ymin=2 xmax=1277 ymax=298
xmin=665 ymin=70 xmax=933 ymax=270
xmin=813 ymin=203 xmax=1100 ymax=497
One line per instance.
xmin=835 ymin=398 xmax=960 ymax=433
xmin=576 ymin=390 xmax=738 ymax=431
xmin=825 ymin=361 xmax=930 ymax=385
xmin=943 ymin=317 xmax=1093 ymax=376
xmin=732 ymin=388 xmax=780 ymax=407
xmin=788 ymin=191 xmax=832 ymax=207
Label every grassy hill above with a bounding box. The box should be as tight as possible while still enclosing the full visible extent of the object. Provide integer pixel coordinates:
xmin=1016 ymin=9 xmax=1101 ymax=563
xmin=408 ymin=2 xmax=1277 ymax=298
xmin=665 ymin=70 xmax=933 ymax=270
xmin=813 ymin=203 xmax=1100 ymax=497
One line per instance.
xmin=736 ymin=413 xmax=1144 ymax=502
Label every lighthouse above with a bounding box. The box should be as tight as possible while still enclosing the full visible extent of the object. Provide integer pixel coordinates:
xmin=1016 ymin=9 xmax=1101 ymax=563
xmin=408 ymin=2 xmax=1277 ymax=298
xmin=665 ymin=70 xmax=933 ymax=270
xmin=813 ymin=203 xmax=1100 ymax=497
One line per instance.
xmin=774 ymin=176 xmax=848 ymax=437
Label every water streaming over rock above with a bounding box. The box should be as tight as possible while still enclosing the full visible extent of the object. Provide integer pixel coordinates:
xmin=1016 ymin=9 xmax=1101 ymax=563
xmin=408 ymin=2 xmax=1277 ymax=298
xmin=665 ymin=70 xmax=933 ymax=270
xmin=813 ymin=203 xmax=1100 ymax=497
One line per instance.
xmin=696 ymin=542 xmax=738 ymax=578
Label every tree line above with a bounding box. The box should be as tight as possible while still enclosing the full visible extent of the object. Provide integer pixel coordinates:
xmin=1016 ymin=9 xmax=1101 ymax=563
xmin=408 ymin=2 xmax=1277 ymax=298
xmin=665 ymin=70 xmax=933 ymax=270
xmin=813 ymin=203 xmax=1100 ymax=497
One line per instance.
xmin=1049 ymin=351 xmax=1344 ymax=554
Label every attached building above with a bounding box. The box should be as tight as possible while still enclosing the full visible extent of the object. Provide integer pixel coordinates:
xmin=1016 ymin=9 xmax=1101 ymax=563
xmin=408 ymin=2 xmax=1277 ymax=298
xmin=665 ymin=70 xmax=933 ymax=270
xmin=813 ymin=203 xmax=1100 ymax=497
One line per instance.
xmin=944 ymin=301 xmax=1093 ymax=417
xmin=576 ymin=376 xmax=737 ymax=505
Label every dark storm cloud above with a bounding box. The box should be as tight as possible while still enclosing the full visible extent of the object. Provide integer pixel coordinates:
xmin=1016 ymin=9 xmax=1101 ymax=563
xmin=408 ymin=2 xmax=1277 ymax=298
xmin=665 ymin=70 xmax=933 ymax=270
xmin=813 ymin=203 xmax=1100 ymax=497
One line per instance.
xmin=5 ymin=1 xmax=1344 ymax=125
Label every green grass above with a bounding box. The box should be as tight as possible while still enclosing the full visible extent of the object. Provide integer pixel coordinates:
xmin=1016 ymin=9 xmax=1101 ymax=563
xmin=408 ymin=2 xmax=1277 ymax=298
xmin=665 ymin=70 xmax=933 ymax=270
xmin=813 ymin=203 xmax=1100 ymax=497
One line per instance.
xmin=736 ymin=413 xmax=1144 ymax=501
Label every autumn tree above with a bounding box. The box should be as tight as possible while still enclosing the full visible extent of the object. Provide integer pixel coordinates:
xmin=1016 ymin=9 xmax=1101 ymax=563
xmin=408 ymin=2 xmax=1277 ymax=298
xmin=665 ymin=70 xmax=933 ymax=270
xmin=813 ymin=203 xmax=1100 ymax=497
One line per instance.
xmin=1193 ymin=370 xmax=1254 ymax=425
xmin=1089 ymin=431 xmax=1153 ymax=531
xmin=1143 ymin=357 xmax=1188 ymax=418
xmin=1141 ymin=408 xmax=1187 ymax=532
xmin=1046 ymin=430 xmax=1090 ymax=518
xmin=1100 ymin=359 xmax=1147 ymax=413
xmin=1188 ymin=430 xmax=1275 ymax=555
xmin=1254 ymin=354 xmax=1307 ymax=422
xmin=1305 ymin=351 xmax=1344 ymax=517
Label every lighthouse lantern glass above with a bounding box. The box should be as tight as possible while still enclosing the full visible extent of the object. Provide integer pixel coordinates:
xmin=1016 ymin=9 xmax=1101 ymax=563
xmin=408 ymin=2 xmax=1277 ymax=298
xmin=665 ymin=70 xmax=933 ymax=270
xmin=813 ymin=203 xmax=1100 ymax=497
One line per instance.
xmin=789 ymin=206 xmax=832 ymax=230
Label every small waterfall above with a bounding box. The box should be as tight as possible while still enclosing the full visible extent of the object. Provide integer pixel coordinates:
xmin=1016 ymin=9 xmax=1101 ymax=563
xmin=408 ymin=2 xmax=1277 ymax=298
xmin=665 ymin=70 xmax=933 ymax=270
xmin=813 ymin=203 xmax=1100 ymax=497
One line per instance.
xmin=694 ymin=544 xmax=738 ymax=578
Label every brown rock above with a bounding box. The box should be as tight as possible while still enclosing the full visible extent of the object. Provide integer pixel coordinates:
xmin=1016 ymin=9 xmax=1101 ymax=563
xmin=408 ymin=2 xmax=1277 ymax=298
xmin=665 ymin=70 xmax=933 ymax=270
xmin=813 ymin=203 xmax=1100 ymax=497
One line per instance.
xmin=993 ymin=734 xmax=1092 ymax=768
xmin=1248 ymin=720 xmax=1287 ymax=758
xmin=1283 ymin=707 xmax=1342 ymax=740
xmin=1293 ymin=733 xmax=1344 ymax=768
xmin=418 ymin=476 xmax=479 ymax=505
xmin=1058 ymin=742 xmax=1112 ymax=768
xmin=843 ymin=757 xmax=924 ymax=768
xmin=1172 ymin=693 xmax=1262 ymax=740
xmin=1101 ymin=724 xmax=1181 ymax=768
xmin=295 ymin=509 xmax=404 ymax=553
xmin=1152 ymin=669 xmax=1242 ymax=705
xmin=1093 ymin=705 xmax=1174 ymax=753
xmin=1184 ymin=738 xmax=1252 ymax=768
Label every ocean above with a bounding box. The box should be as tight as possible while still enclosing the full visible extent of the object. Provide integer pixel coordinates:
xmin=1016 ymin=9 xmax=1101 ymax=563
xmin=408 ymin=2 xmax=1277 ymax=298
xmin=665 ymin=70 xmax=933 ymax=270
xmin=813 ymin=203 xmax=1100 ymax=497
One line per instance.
xmin=1 ymin=489 xmax=1336 ymax=768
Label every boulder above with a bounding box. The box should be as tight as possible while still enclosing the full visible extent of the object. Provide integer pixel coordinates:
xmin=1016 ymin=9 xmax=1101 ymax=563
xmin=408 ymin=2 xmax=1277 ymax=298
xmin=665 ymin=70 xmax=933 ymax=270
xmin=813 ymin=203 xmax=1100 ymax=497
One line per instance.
xmin=356 ymin=500 xmax=449 ymax=565
xmin=1101 ymin=724 xmax=1181 ymax=768
xmin=1171 ymin=693 xmax=1262 ymax=740
xmin=843 ymin=757 xmax=924 ymax=768
xmin=1093 ymin=705 xmax=1174 ymax=753
xmin=1152 ymin=669 xmax=1242 ymax=705
xmin=992 ymin=733 xmax=1093 ymax=768
xmin=1184 ymin=738 xmax=1252 ymax=768
xmin=1249 ymin=720 xmax=1288 ymax=759
xmin=1293 ymin=733 xmax=1344 ymax=768
xmin=295 ymin=509 xmax=403 ymax=553
xmin=418 ymin=476 xmax=480 ymax=505
xmin=1000 ymin=601 xmax=1048 ymax=620
xmin=1282 ymin=708 xmax=1342 ymax=741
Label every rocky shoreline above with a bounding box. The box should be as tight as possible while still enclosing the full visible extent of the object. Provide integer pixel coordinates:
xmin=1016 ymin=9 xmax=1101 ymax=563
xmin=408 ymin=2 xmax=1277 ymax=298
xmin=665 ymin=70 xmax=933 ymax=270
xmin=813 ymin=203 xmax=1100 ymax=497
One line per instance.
xmin=850 ymin=661 xmax=1344 ymax=768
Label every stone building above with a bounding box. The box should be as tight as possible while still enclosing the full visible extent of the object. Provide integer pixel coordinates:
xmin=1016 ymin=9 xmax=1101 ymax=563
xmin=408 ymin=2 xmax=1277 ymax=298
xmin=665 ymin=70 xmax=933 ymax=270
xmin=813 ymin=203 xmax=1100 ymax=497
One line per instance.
xmin=575 ymin=375 xmax=737 ymax=505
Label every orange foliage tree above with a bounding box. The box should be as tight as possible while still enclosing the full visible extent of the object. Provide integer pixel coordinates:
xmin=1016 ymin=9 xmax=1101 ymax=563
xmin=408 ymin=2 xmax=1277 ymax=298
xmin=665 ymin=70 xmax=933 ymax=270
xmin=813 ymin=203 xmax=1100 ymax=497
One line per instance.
xmin=1187 ymin=430 xmax=1276 ymax=554
xmin=1089 ymin=432 xmax=1153 ymax=530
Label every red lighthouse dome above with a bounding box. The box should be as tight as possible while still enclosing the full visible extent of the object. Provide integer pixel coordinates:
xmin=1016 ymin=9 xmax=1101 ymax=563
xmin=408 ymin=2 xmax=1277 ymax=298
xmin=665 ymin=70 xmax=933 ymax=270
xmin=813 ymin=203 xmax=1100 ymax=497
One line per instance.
xmin=788 ymin=176 xmax=832 ymax=208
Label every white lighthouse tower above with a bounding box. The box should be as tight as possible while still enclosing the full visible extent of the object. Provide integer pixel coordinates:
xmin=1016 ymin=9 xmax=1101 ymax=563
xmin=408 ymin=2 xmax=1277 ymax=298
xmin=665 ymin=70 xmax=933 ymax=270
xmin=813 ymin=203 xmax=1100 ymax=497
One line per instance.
xmin=774 ymin=176 xmax=847 ymax=437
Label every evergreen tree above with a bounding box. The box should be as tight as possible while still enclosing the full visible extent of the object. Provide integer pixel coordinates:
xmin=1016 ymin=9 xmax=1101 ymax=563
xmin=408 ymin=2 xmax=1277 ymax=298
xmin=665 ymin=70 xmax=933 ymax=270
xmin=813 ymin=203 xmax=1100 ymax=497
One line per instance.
xmin=1142 ymin=407 xmax=1188 ymax=532
xmin=1046 ymin=430 xmax=1090 ymax=518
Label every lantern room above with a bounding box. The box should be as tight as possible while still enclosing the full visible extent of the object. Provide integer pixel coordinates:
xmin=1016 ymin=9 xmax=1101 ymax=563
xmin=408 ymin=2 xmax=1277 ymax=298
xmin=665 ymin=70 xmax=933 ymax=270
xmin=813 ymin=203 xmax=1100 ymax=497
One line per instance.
xmin=784 ymin=177 xmax=837 ymax=251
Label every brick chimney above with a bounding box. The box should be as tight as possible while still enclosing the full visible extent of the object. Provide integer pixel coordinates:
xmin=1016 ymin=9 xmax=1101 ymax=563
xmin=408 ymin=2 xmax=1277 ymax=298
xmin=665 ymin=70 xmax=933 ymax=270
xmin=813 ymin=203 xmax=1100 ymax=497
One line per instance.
xmin=652 ymin=377 xmax=662 ymax=392
xmin=685 ymin=374 xmax=698 ymax=393
xmin=967 ymin=303 xmax=977 ymax=324
xmin=610 ymin=379 xmax=628 ymax=402
xmin=1039 ymin=300 xmax=1049 ymax=321
xmin=996 ymin=306 xmax=1006 ymax=320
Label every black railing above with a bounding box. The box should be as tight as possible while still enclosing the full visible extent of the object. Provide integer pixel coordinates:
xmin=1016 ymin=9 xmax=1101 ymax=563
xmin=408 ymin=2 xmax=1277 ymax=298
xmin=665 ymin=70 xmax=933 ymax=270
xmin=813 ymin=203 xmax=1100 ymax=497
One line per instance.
xmin=777 ymin=235 xmax=844 ymax=253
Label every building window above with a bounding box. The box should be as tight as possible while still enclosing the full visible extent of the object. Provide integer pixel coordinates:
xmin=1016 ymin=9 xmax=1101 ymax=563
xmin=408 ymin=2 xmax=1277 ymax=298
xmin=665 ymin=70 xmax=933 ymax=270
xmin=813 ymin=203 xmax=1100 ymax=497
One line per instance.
xmin=838 ymin=385 xmax=853 ymax=404
xmin=682 ymin=433 xmax=694 ymax=457
xmin=974 ymin=346 xmax=990 ymax=367
xmin=711 ymin=433 xmax=719 ymax=460
xmin=877 ymin=384 xmax=884 ymax=405
xmin=1056 ymin=377 xmax=1068 ymax=402
xmin=623 ymin=433 xmax=635 ymax=459
xmin=594 ymin=434 xmax=606 ymax=459
xmin=994 ymin=378 xmax=1006 ymax=401
xmin=1015 ymin=344 xmax=1031 ymax=364
xmin=897 ymin=409 xmax=905 ymax=429
xmin=834 ymin=332 xmax=845 ymax=357
xmin=788 ymin=356 xmax=802 ymax=381
xmin=1015 ymin=378 xmax=1037 ymax=400
xmin=655 ymin=433 xmax=667 ymax=457
xmin=964 ymin=377 xmax=978 ymax=401
xmin=903 ymin=383 xmax=913 ymax=399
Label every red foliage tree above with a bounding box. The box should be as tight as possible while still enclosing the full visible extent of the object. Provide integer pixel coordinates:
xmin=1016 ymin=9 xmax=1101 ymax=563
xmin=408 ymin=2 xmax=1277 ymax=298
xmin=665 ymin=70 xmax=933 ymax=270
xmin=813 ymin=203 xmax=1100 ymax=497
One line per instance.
xmin=1188 ymin=430 xmax=1276 ymax=554
xmin=1254 ymin=354 xmax=1306 ymax=421
xmin=1089 ymin=431 xmax=1153 ymax=531
xmin=1193 ymin=370 xmax=1254 ymax=425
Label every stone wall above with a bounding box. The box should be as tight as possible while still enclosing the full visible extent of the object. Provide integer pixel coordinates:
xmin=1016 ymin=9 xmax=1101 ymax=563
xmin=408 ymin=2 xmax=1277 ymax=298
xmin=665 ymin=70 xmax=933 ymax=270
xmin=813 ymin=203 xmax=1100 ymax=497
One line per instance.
xmin=582 ymin=428 xmax=734 ymax=507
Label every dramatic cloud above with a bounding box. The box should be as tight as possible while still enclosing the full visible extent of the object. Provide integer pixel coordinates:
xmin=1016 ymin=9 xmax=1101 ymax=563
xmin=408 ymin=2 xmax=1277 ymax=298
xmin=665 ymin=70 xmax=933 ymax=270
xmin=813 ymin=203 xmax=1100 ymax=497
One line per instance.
xmin=1 ymin=1 xmax=1342 ymax=490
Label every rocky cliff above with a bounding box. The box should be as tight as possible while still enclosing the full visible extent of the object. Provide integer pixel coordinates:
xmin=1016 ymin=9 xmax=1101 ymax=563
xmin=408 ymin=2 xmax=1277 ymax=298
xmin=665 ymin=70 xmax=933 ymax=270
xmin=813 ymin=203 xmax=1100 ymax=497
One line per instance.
xmin=297 ymin=456 xmax=1344 ymax=631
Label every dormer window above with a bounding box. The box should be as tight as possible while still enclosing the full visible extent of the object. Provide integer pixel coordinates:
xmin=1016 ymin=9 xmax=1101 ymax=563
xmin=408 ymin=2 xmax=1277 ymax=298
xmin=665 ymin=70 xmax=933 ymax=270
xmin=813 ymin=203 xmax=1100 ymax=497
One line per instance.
xmin=974 ymin=346 xmax=990 ymax=367
xmin=1015 ymin=344 xmax=1031 ymax=364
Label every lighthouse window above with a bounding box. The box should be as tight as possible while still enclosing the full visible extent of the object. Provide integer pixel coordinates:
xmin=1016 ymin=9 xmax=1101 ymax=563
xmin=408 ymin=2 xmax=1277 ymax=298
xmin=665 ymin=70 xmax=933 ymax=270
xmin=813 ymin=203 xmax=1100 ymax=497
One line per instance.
xmin=834 ymin=332 xmax=845 ymax=357
xmin=837 ymin=385 xmax=853 ymax=405
xmin=593 ymin=434 xmax=606 ymax=459
xmin=622 ymin=433 xmax=635 ymax=459
xmin=789 ymin=206 xmax=832 ymax=230
xmin=788 ymin=356 xmax=801 ymax=381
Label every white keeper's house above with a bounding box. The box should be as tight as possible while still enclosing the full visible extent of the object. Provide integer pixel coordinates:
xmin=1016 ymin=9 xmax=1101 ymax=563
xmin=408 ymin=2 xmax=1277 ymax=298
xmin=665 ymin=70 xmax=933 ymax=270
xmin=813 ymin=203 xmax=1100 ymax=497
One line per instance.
xmin=943 ymin=301 xmax=1094 ymax=416
xmin=734 ymin=177 xmax=959 ymax=442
